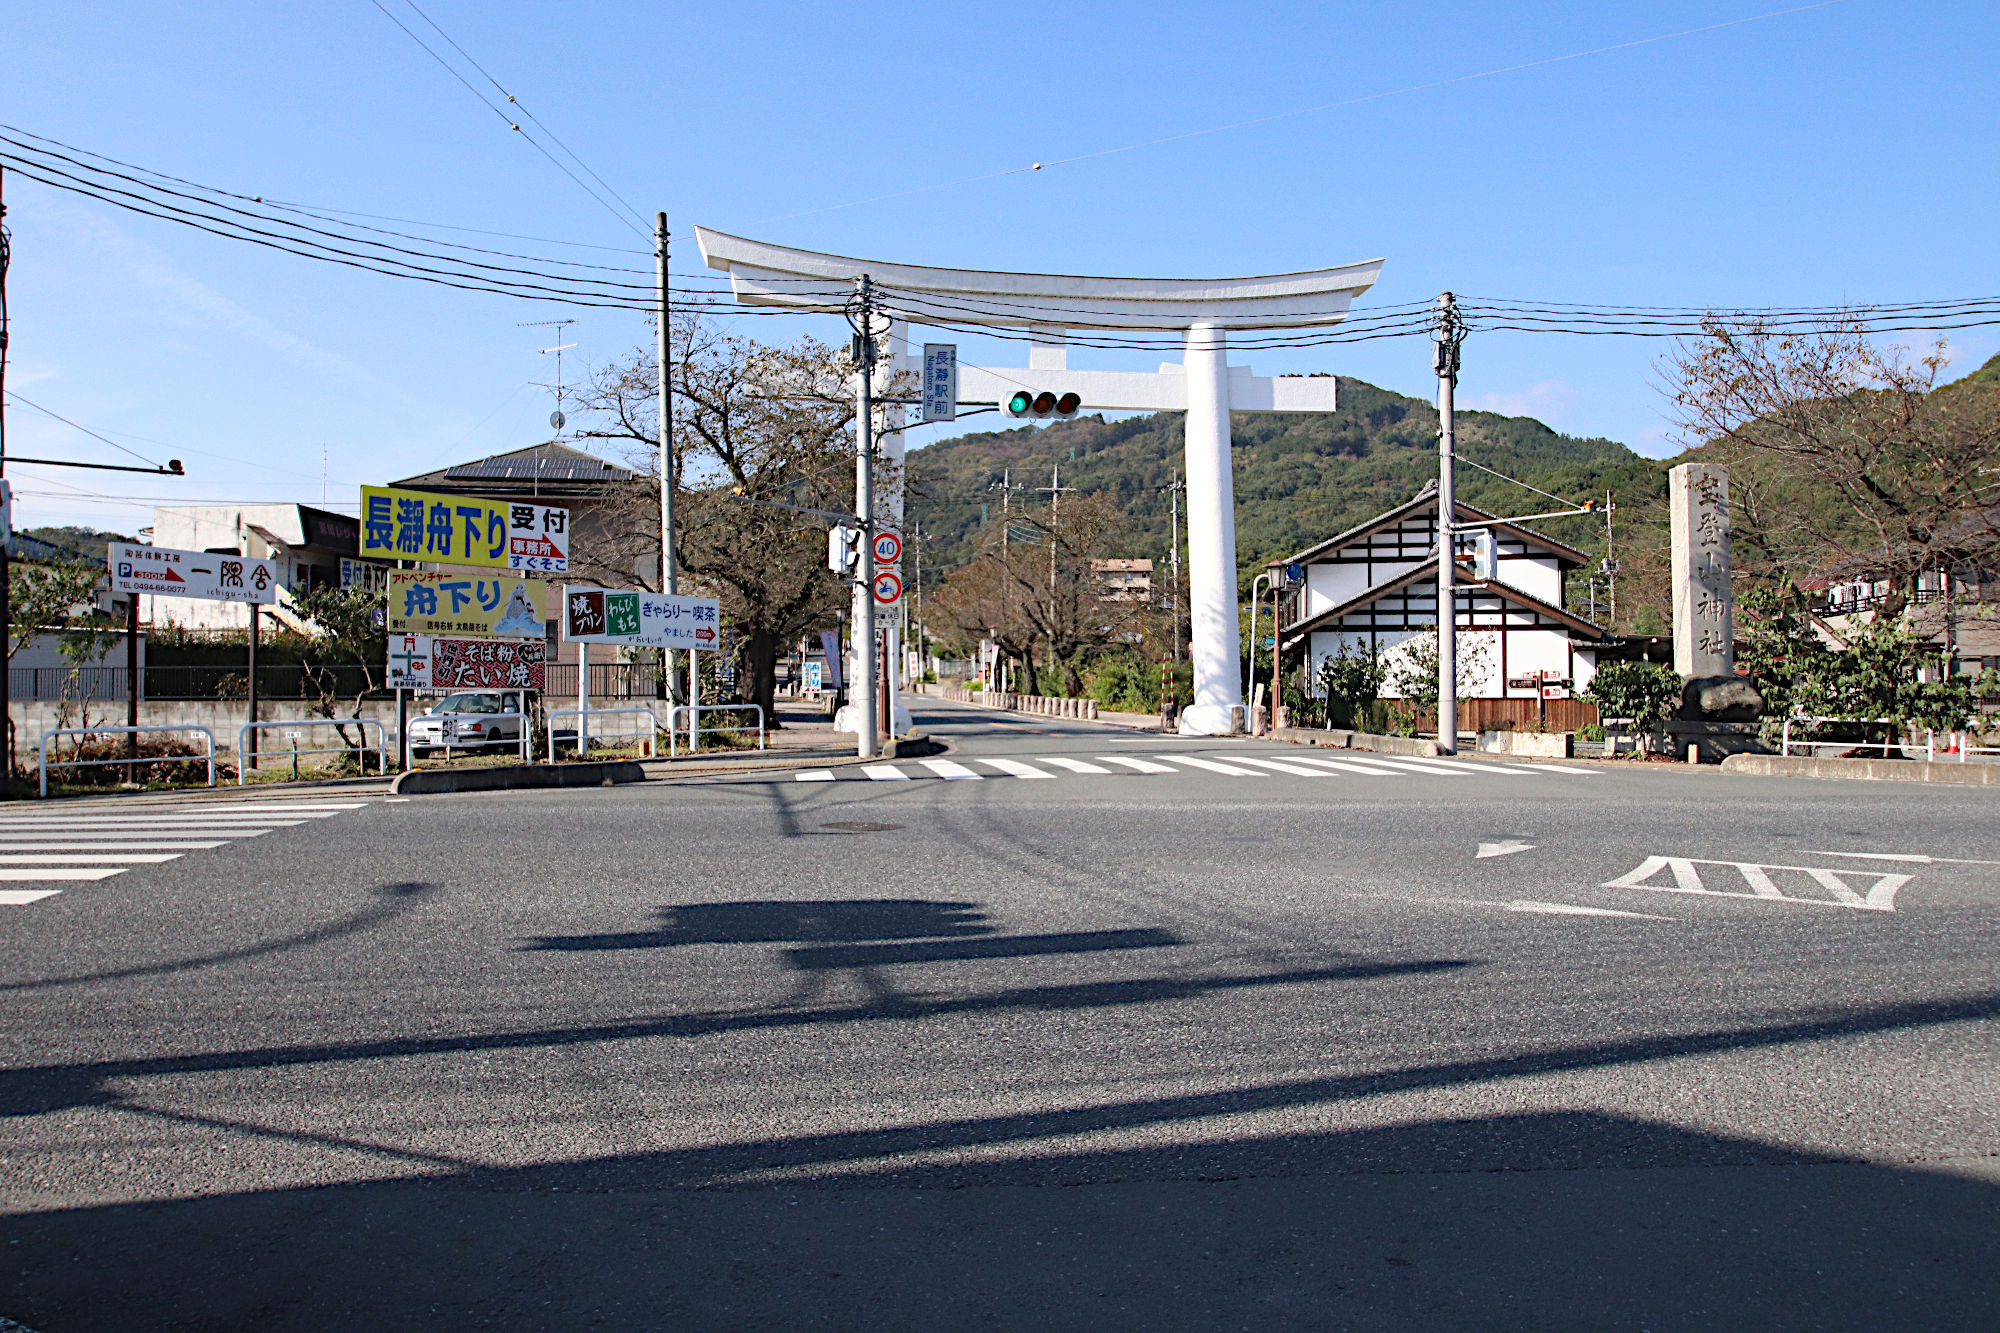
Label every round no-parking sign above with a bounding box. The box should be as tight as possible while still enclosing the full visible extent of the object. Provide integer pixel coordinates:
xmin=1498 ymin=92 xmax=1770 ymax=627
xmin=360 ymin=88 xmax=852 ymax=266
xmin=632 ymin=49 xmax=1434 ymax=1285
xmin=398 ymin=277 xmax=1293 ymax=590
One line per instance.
xmin=872 ymin=571 xmax=903 ymax=605
xmin=872 ymin=531 xmax=902 ymax=565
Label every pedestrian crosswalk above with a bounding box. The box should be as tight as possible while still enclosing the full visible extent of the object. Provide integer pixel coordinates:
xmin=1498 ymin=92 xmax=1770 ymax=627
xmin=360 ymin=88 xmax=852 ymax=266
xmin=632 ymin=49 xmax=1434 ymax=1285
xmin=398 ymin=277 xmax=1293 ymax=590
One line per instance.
xmin=793 ymin=752 xmax=1604 ymax=784
xmin=0 ymin=798 xmax=386 ymax=906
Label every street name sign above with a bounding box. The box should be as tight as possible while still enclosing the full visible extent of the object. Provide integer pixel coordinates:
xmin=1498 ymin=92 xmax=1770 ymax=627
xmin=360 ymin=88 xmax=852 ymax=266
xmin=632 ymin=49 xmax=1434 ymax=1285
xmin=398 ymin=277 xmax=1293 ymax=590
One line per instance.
xmin=561 ymin=585 xmax=722 ymax=650
xmin=921 ymin=344 xmax=957 ymax=422
xmin=109 ymin=542 xmax=278 ymax=604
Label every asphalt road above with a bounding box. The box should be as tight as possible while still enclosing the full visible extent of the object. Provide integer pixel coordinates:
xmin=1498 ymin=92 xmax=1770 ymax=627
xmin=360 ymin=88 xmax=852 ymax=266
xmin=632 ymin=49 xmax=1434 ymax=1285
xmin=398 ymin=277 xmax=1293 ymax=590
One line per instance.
xmin=3 ymin=696 xmax=1997 ymax=1330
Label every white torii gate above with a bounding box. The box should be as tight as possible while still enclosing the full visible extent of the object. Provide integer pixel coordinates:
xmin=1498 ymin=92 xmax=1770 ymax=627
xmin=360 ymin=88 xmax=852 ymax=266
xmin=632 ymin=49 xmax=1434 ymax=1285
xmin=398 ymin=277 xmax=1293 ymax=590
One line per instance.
xmin=695 ymin=227 xmax=1383 ymax=736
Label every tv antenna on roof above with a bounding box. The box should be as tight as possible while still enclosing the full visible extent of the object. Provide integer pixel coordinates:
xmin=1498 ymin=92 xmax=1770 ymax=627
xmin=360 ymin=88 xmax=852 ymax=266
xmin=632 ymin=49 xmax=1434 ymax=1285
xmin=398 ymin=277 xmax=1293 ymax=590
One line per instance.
xmin=520 ymin=318 xmax=577 ymax=434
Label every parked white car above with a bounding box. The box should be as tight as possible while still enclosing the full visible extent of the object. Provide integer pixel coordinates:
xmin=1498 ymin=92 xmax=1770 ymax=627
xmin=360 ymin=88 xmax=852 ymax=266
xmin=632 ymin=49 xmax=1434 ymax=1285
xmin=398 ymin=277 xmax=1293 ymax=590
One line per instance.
xmin=406 ymin=691 xmax=527 ymax=758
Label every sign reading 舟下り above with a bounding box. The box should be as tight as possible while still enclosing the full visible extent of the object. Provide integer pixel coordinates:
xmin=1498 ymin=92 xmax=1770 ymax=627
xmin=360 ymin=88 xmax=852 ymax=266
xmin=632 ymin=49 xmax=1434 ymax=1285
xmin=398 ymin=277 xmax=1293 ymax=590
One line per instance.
xmin=108 ymin=543 xmax=278 ymax=604
xmin=388 ymin=571 xmax=548 ymax=638
xmin=561 ymin=585 xmax=721 ymax=650
xmin=360 ymin=485 xmax=569 ymax=572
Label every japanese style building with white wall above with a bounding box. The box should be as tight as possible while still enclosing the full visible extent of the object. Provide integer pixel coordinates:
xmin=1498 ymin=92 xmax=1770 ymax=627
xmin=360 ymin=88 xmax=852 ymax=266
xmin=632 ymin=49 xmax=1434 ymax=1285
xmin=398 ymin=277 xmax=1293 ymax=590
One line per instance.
xmin=1275 ymin=484 xmax=1608 ymax=700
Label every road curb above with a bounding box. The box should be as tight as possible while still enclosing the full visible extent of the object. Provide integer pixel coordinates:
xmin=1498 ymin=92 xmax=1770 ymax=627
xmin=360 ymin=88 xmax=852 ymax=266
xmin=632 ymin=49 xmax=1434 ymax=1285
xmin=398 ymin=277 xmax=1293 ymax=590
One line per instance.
xmin=1268 ymin=727 xmax=1441 ymax=759
xmin=1721 ymin=753 xmax=2000 ymax=785
xmin=392 ymin=761 xmax=647 ymax=795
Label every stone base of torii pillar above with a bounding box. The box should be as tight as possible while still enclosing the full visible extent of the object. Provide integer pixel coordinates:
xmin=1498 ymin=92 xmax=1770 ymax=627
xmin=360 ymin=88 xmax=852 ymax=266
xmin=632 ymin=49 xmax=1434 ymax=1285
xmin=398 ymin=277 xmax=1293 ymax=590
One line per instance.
xmin=693 ymin=228 xmax=1384 ymax=736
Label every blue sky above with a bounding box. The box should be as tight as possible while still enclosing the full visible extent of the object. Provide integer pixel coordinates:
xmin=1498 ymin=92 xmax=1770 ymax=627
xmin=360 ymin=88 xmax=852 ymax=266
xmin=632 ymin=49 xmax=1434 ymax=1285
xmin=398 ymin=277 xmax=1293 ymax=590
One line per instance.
xmin=3 ymin=0 xmax=1995 ymax=534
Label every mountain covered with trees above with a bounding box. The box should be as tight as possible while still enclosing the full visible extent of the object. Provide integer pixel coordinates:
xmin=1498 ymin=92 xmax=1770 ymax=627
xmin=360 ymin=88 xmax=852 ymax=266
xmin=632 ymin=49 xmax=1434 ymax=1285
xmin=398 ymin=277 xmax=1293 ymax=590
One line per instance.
xmin=903 ymin=377 xmax=1665 ymax=599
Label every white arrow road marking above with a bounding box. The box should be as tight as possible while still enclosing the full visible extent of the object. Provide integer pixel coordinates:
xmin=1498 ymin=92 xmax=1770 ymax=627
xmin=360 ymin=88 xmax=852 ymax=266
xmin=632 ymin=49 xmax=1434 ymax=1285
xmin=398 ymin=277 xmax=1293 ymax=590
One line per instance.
xmin=1499 ymin=900 xmax=1675 ymax=920
xmin=1477 ymin=840 xmax=1536 ymax=859
xmin=1602 ymin=856 xmax=1912 ymax=911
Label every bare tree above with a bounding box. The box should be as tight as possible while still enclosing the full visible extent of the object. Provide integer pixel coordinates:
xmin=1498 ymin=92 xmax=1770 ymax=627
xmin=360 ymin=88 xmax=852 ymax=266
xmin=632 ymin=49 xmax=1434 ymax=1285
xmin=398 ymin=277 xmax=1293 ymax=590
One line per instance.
xmin=1665 ymin=320 xmax=2000 ymax=608
xmin=578 ymin=315 xmax=901 ymax=723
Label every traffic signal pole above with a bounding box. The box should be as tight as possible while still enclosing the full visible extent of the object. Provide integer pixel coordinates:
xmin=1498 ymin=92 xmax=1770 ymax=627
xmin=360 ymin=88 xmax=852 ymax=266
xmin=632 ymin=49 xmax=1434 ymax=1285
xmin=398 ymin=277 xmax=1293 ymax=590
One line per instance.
xmin=851 ymin=276 xmax=878 ymax=760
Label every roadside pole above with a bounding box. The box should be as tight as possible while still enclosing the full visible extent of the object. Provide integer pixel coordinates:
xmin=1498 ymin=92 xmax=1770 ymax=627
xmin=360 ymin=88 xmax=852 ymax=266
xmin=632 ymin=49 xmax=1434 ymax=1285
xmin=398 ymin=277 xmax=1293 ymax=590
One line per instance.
xmin=1434 ymin=293 xmax=1464 ymax=756
xmin=577 ymin=642 xmax=589 ymax=755
xmin=246 ymin=602 xmax=260 ymax=774
xmin=850 ymin=276 xmax=878 ymax=760
xmin=656 ymin=211 xmax=680 ymax=736
xmin=125 ymin=593 xmax=139 ymax=760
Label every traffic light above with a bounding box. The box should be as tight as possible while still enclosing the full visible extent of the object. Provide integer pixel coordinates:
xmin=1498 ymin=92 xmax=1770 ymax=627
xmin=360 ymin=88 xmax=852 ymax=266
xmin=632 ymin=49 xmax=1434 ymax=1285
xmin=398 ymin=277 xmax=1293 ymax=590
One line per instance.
xmin=827 ymin=524 xmax=861 ymax=575
xmin=1004 ymin=389 xmax=1082 ymax=420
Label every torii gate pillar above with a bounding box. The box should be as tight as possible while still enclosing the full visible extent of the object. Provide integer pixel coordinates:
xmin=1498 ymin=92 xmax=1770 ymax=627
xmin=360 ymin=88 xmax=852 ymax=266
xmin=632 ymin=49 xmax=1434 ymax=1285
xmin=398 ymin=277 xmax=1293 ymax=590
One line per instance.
xmin=693 ymin=228 xmax=1385 ymax=736
xmin=1180 ymin=322 xmax=1239 ymax=733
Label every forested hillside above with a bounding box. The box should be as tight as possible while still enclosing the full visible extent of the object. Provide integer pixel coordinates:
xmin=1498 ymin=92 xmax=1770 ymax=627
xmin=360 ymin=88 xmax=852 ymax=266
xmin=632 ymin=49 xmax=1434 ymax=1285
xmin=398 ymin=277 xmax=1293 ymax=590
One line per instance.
xmin=904 ymin=377 xmax=1665 ymax=595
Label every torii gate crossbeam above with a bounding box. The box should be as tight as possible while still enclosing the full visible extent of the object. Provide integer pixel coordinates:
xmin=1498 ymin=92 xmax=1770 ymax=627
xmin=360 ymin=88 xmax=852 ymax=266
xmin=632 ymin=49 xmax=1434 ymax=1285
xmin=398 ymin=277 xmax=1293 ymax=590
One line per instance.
xmin=696 ymin=227 xmax=1384 ymax=736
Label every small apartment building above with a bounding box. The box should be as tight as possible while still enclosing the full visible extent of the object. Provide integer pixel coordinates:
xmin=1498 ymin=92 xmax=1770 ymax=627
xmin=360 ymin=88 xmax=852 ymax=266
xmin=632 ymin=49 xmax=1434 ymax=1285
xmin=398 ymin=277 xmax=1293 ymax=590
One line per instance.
xmin=1274 ymin=483 xmax=1608 ymax=702
xmin=145 ymin=504 xmax=359 ymax=632
xmin=1092 ymin=558 xmax=1154 ymax=602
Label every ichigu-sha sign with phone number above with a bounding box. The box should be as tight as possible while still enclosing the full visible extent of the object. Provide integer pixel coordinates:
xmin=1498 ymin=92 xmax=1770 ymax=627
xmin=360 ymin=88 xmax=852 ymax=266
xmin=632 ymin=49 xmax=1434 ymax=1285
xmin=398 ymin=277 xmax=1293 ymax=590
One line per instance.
xmin=562 ymin=585 xmax=721 ymax=649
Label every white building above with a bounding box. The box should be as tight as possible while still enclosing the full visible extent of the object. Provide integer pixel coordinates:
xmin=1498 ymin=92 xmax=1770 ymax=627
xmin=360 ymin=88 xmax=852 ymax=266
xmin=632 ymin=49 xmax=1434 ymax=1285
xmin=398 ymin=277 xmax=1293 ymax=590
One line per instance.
xmin=145 ymin=504 xmax=361 ymax=632
xmin=1275 ymin=484 xmax=1607 ymax=700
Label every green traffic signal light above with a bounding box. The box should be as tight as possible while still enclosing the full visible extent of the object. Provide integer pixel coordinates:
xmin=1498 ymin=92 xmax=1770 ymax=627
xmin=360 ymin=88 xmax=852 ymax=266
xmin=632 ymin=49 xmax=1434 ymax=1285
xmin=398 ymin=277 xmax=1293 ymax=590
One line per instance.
xmin=1008 ymin=391 xmax=1034 ymax=415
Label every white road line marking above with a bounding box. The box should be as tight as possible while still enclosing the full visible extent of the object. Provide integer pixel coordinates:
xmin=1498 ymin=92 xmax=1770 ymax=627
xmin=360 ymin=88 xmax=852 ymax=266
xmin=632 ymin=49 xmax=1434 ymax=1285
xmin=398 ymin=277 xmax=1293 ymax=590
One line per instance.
xmin=0 ymin=836 xmax=230 ymax=844
xmin=1476 ymin=841 xmax=1536 ymax=859
xmin=0 ymin=818 xmax=312 ymax=828
xmin=1156 ymin=755 xmax=1266 ymax=776
xmin=1233 ymin=756 xmax=1336 ymax=776
xmin=1098 ymin=756 xmax=1177 ymax=773
xmin=1602 ymin=855 xmax=1911 ymax=911
xmin=793 ymin=770 xmax=837 ymax=782
xmin=1345 ymin=755 xmax=1475 ymax=775
xmin=1037 ymin=757 xmax=1113 ymax=774
xmin=80 ymin=802 xmax=373 ymax=813
xmin=0 ymin=853 xmax=183 ymax=864
xmin=1282 ymin=754 xmax=1413 ymax=777
xmin=1805 ymin=851 xmax=2000 ymax=866
xmin=862 ymin=765 xmax=911 ymax=781
xmin=0 ymin=867 xmax=127 ymax=881
xmin=1499 ymin=899 xmax=1675 ymax=920
xmin=921 ymin=759 xmax=989 ymax=780
xmin=0 ymin=889 xmax=62 ymax=905
xmin=0 ymin=830 xmax=267 ymax=842
xmin=974 ymin=758 xmax=1050 ymax=779
xmin=1473 ymin=760 xmax=1602 ymax=775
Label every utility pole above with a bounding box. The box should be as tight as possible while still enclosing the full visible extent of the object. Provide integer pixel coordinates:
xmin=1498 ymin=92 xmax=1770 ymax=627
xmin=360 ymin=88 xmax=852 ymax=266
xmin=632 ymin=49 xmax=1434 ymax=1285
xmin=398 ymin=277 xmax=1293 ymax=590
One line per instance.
xmin=0 ymin=165 xmax=12 ymax=781
xmin=850 ymin=275 xmax=878 ymax=758
xmin=656 ymin=213 xmax=679 ymax=715
xmin=1162 ymin=473 xmax=1186 ymax=670
xmin=1604 ymin=488 xmax=1618 ymax=628
xmin=990 ymin=468 xmax=1026 ymax=691
xmin=1434 ymin=292 xmax=1465 ymax=755
xmin=1038 ymin=463 xmax=1077 ymax=596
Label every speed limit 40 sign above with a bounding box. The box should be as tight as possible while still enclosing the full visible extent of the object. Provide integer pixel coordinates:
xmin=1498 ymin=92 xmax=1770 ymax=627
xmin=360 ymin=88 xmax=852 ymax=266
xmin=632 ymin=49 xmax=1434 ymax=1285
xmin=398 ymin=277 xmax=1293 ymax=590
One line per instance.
xmin=872 ymin=531 xmax=902 ymax=565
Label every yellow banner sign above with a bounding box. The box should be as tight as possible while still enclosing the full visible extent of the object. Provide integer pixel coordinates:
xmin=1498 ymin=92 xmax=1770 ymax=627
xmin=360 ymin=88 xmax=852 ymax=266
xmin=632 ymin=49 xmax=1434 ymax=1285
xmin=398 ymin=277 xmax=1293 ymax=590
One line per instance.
xmin=388 ymin=571 xmax=549 ymax=638
xmin=361 ymin=485 xmax=513 ymax=568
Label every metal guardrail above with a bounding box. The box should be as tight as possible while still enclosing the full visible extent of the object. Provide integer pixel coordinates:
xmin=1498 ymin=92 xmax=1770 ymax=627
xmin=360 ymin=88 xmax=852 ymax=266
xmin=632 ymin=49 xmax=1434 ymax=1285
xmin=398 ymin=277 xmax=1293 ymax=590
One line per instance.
xmin=546 ymin=707 xmax=659 ymax=760
xmin=406 ymin=711 xmax=531 ymax=767
xmin=1781 ymin=715 xmax=1942 ymax=762
xmin=237 ymin=719 xmax=390 ymax=785
xmin=666 ymin=704 xmax=766 ymax=756
xmin=37 ymin=724 xmax=216 ymax=797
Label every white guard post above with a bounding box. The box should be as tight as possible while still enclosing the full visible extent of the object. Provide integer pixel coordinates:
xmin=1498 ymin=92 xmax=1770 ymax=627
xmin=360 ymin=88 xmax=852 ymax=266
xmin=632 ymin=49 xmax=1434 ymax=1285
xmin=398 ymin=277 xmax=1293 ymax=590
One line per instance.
xmin=695 ymin=229 xmax=1382 ymax=735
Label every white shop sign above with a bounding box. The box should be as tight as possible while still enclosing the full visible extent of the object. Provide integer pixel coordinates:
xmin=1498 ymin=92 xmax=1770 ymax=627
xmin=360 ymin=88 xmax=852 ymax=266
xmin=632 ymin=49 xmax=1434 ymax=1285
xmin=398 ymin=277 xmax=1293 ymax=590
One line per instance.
xmin=108 ymin=542 xmax=278 ymax=604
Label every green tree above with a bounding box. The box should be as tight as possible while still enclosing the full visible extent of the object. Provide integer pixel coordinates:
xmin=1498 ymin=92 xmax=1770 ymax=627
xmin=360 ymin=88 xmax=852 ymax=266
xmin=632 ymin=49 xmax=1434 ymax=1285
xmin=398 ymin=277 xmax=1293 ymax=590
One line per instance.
xmin=1582 ymin=661 xmax=1681 ymax=733
xmin=1315 ymin=643 xmax=1385 ymax=730
xmin=288 ymin=584 xmax=389 ymax=762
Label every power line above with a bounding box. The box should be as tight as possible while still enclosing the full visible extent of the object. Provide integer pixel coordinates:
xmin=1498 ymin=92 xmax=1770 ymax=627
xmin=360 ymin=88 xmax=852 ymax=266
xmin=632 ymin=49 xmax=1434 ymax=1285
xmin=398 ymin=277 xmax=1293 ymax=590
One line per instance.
xmin=3 ymin=391 xmax=167 ymax=467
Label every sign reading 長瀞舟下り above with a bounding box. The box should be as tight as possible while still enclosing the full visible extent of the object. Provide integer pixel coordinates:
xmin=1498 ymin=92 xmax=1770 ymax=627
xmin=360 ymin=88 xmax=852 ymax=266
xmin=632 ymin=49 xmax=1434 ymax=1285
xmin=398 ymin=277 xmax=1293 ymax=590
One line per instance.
xmin=359 ymin=485 xmax=569 ymax=572
xmin=561 ymin=585 xmax=721 ymax=650
xmin=108 ymin=543 xmax=278 ymax=604
xmin=388 ymin=571 xmax=549 ymax=638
